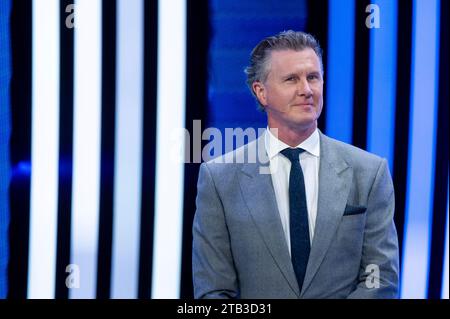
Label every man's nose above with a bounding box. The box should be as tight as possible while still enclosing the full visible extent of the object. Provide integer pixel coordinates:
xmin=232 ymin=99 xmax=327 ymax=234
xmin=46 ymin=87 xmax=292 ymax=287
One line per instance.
xmin=296 ymin=79 xmax=313 ymax=97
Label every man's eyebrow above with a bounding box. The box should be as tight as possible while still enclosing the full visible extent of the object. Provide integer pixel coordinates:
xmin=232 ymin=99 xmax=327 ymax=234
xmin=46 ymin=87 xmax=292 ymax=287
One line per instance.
xmin=281 ymin=73 xmax=298 ymax=79
xmin=281 ymin=70 xmax=321 ymax=78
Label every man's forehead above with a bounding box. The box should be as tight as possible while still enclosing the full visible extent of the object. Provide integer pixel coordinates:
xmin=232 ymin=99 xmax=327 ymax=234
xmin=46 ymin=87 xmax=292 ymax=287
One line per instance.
xmin=268 ymin=49 xmax=321 ymax=71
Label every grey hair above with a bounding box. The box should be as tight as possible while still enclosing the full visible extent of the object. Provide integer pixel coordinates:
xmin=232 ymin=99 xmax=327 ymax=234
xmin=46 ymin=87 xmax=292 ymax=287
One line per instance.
xmin=244 ymin=30 xmax=323 ymax=111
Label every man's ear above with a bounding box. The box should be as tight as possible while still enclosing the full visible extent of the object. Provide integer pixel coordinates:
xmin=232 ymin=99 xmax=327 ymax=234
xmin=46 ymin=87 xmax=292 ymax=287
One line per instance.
xmin=252 ymin=81 xmax=267 ymax=106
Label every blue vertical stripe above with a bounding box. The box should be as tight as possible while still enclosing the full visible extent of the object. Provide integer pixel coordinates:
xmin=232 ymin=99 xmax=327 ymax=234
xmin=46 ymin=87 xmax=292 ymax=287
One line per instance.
xmin=325 ymin=0 xmax=355 ymax=143
xmin=367 ymin=0 xmax=397 ymax=172
xmin=442 ymin=179 xmax=449 ymax=299
xmin=401 ymin=0 xmax=440 ymax=299
xmin=0 ymin=0 xmax=11 ymax=299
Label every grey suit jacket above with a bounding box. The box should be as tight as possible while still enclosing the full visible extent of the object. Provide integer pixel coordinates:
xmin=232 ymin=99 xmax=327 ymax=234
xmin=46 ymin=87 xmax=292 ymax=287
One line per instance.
xmin=192 ymin=130 xmax=399 ymax=299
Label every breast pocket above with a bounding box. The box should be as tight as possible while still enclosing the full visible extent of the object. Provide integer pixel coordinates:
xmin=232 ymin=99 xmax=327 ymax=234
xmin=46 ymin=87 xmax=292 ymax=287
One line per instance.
xmin=343 ymin=204 xmax=367 ymax=216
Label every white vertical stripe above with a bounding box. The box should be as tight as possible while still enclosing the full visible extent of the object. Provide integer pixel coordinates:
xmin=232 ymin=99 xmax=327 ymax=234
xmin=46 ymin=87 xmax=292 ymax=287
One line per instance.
xmin=28 ymin=0 xmax=60 ymax=299
xmin=70 ymin=0 xmax=102 ymax=299
xmin=152 ymin=0 xmax=186 ymax=298
xmin=111 ymin=0 xmax=144 ymax=298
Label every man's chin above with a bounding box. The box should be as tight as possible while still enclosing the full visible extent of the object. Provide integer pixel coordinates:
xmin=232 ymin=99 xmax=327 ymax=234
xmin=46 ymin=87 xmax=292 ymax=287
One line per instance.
xmin=289 ymin=113 xmax=317 ymax=125
xmin=288 ymin=119 xmax=317 ymax=132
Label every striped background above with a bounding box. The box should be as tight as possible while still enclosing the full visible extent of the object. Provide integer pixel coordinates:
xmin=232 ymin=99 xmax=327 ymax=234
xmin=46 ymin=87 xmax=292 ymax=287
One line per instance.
xmin=5 ymin=0 xmax=449 ymax=299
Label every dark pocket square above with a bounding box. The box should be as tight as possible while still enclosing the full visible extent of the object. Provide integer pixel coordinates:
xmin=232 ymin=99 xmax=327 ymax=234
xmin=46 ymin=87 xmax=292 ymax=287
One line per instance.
xmin=343 ymin=204 xmax=367 ymax=216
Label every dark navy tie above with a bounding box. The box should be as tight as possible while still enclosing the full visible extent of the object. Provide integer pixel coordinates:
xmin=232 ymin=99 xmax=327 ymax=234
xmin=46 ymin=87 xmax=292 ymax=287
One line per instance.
xmin=280 ymin=148 xmax=310 ymax=292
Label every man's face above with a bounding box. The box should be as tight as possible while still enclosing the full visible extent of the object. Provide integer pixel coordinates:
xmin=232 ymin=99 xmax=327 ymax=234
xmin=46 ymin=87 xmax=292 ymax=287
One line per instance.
xmin=253 ymin=48 xmax=324 ymax=132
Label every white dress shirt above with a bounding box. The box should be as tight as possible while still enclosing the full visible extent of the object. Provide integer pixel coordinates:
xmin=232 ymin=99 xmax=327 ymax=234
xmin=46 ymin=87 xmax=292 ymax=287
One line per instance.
xmin=264 ymin=127 xmax=320 ymax=255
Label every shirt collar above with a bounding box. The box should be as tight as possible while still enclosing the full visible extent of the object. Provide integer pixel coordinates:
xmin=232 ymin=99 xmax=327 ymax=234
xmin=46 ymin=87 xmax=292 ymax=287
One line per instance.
xmin=265 ymin=126 xmax=320 ymax=160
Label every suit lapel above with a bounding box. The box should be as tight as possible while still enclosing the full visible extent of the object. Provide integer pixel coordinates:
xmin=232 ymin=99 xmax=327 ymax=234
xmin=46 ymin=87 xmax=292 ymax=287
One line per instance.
xmin=238 ymin=134 xmax=301 ymax=297
xmin=300 ymin=132 xmax=353 ymax=297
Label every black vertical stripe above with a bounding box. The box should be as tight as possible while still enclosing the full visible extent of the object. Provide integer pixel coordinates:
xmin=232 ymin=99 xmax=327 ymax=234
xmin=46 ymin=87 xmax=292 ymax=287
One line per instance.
xmin=306 ymin=0 xmax=328 ymax=132
xmin=393 ymin=0 xmax=413 ymax=272
xmin=8 ymin=0 xmax=32 ymax=299
xmin=96 ymin=0 xmax=117 ymax=299
xmin=138 ymin=0 xmax=158 ymax=299
xmin=55 ymin=0 xmax=75 ymax=299
xmin=427 ymin=0 xmax=449 ymax=299
xmin=352 ymin=0 xmax=370 ymax=150
xmin=180 ymin=0 xmax=210 ymax=299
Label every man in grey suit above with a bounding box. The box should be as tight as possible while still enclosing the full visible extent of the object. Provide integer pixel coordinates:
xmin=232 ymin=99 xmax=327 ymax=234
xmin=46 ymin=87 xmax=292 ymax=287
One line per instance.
xmin=192 ymin=31 xmax=399 ymax=298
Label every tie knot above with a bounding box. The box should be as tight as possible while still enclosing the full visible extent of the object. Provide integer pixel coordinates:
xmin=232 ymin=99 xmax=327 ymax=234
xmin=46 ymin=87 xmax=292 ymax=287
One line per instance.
xmin=280 ymin=148 xmax=304 ymax=163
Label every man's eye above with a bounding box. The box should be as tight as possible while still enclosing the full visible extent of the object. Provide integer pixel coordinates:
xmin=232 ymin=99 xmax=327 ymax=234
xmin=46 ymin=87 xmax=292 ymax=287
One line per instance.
xmin=285 ymin=77 xmax=295 ymax=82
xmin=308 ymin=74 xmax=319 ymax=80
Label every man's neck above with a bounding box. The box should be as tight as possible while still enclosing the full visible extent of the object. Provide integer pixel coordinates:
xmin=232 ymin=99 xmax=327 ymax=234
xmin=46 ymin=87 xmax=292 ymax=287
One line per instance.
xmin=268 ymin=122 xmax=317 ymax=147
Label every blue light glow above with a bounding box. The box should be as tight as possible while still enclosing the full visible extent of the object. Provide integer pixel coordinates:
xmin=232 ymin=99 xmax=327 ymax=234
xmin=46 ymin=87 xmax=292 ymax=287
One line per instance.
xmin=442 ymin=179 xmax=449 ymax=299
xmin=0 ymin=0 xmax=11 ymax=299
xmin=367 ymin=0 xmax=397 ymax=172
xmin=401 ymin=0 xmax=440 ymax=299
xmin=325 ymin=0 xmax=355 ymax=143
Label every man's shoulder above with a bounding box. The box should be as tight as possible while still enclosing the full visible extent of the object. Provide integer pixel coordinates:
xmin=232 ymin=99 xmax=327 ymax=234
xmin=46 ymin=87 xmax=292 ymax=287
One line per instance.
xmin=320 ymin=132 xmax=385 ymax=169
